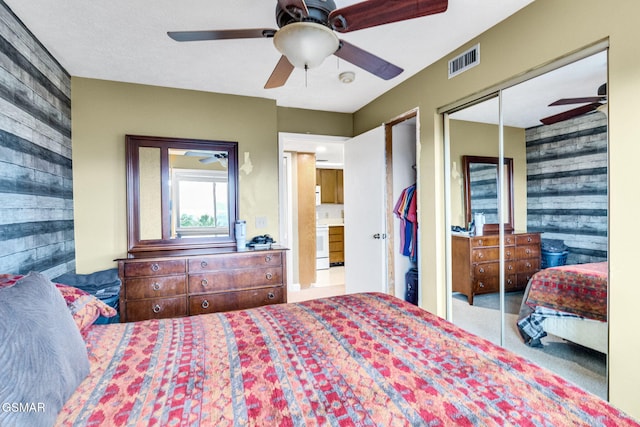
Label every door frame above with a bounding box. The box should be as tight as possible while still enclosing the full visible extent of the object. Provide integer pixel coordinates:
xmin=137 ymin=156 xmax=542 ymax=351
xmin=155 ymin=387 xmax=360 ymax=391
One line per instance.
xmin=278 ymin=132 xmax=348 ymax=291
xmin=384 ymin=109 xmax=419 ymax=299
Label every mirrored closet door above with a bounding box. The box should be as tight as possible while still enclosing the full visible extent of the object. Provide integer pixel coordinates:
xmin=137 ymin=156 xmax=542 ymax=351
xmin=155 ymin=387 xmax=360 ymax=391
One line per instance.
xmin=445 ymin=49 xmax=609 ymax=399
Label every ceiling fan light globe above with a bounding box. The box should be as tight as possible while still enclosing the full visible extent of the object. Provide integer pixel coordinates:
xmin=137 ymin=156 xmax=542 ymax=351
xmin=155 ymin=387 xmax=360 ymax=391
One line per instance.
xmin=273 ymin=22 xmax=339 ymax=69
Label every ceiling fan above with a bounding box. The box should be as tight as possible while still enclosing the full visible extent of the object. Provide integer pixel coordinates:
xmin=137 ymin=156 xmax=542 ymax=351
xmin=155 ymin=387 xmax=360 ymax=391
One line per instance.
xmin=540 ymin=83 xmax=607 ymax=125
xmin=184 ymin=151 xmax=229 ymax=167
xmin=167 ymin=0 xmax=448 ymax=89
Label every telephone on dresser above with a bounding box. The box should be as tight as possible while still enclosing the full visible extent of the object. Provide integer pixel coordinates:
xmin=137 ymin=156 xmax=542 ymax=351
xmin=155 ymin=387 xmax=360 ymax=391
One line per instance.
xmin=248 ymin=234 xmax=275 ymax=249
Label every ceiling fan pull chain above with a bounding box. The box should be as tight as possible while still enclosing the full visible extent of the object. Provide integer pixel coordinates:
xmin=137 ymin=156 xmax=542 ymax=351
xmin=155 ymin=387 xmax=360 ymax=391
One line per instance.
xmin=305 ymin=64 xmax=308 ymax=88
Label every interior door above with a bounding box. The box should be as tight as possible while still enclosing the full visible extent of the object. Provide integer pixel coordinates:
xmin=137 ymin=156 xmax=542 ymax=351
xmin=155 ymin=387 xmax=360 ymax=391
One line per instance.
xmin=344 ymin=126 xmax=387 ymax=294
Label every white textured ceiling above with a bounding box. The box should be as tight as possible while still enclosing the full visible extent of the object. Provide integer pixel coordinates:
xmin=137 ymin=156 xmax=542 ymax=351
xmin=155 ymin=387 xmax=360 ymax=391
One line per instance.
xmin=5 ymin=0 xmax=533 ymax=113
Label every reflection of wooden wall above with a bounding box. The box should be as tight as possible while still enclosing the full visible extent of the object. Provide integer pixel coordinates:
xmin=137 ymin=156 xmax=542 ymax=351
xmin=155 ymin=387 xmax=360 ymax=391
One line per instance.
xmin=297 ymin=153 xmax=317 ymax=286
xmin=526 ymin=113 xmax=608 ymax=264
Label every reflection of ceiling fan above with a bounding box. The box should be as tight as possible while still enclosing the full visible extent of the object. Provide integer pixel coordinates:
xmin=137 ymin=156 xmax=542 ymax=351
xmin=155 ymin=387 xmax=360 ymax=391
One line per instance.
xmin=168 ymin=0 xmax=448 ymax=89
xmin=185 ymin=151 xmax=228 ymax=167
xmin=540 ymin=83 xmax=607 ymax=125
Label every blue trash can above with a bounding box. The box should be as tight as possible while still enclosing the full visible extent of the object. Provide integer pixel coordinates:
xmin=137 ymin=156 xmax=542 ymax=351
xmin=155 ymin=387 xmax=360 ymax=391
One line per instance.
xmin=541 ymin=250 xmax=569 ymax=269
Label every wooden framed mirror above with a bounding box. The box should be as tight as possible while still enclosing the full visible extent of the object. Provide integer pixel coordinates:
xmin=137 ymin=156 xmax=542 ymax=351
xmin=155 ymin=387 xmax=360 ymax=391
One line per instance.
xmin=462 ymin=155 xmax=514 ymax=234
xmin=126 ymin=135 xmax=238 ymax=252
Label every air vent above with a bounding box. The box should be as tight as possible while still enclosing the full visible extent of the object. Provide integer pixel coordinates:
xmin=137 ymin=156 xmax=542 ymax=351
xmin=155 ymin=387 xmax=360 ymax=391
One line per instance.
xmin=448 ymin=44 xmax=480 ymax=79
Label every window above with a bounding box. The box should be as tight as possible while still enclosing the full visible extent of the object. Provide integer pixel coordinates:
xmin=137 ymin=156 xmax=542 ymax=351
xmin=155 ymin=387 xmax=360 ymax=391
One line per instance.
xmin=172 ymin=169 xmax=229 ymax=237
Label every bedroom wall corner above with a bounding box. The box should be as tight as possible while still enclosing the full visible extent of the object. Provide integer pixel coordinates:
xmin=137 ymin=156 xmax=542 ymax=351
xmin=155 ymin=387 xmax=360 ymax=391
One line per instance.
xmin=0 ymin=0 xmax=75 ymax=278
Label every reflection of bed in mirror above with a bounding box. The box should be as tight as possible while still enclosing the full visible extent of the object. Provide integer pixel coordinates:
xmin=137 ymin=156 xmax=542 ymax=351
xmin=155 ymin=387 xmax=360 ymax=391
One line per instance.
xmin=517 ymin=262 xmax=608 ymax=354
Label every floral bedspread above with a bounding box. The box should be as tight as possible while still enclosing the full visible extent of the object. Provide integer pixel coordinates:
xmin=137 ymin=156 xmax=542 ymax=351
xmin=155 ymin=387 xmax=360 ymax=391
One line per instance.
xmin=57 ymin=292 xmax=637 ymax=426
xmin=521 ymin=262 xmax=608 ymax=322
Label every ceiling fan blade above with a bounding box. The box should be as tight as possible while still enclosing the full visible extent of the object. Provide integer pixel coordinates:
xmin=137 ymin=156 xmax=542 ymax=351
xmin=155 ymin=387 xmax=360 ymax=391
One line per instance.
xmin=264 ymin=56 xmax=295 ymax=89
xmin=277 ymin=0 xmax=309 ymax=19
xmin=168 ymin=28 xmax=277 ymax=42
xmin=548 ymin=96 xmax=606 ymax=106
xmin=540 ymin=102 xmax=602 ymax=125
xmin=329 ymin=0 xmax=448 ymax=33
xmin=334 ymin=40 xmax=403 ymax=80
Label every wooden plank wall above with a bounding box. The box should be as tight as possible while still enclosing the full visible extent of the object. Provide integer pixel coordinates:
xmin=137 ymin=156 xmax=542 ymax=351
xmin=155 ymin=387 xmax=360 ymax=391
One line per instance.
xmin=526 ymin=112 xmax=608 ymax=264
xmin=0 ymin=1 xmax=75 ymax=277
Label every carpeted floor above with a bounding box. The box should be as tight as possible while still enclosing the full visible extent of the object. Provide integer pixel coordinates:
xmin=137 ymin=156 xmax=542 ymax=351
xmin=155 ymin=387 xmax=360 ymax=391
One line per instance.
xmin=452 ymin=291 xmax=607 ymax=399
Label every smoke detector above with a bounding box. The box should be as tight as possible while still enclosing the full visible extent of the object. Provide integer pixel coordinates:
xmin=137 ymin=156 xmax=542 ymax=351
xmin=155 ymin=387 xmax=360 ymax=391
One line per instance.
xmin=339 ymin=71 xmax=355 ymax=84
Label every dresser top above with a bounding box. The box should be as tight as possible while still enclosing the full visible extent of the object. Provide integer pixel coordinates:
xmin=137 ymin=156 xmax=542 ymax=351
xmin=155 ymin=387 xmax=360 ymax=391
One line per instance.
xmin=118 ymin=245 xmax=288 ymax=261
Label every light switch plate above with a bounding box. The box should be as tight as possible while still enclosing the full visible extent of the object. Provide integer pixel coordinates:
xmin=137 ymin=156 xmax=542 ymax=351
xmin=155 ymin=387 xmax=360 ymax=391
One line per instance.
xmin=255 ymin=216 xmax=268 ymax=229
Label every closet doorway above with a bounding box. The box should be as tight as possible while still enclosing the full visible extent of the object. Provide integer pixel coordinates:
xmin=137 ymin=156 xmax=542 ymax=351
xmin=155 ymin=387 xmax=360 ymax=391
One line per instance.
xmin=443 ymin=48 xmax=609 ymax=399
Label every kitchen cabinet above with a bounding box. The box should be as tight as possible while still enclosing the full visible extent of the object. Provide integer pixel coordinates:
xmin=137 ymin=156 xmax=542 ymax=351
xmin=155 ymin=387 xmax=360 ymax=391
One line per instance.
xmin=329 ymin=225 xmax=344 ymax=265
xmin=316 ymin=168 xmax=344 ymax=204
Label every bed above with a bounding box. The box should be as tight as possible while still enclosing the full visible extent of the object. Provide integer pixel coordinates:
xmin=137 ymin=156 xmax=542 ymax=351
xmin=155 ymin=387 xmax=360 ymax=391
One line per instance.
xmin=2 ymin=272 xmax=637 ymax=426
xmin=517 ymin=262 xmax=608 ymax=354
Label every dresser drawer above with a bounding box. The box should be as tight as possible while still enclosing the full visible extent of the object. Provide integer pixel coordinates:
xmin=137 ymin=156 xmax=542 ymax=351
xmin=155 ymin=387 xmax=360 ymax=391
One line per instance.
xmin=125 ymin=296 xmax=187 ymax=321
xmin=473 ymin=274 xmax=517 ymax=293
xmin=472 ymin=247 xmax=515 ymax=262
xmin=471 ymin=236 xmax=500 ymax=247
xmin=517 ymin=258 xmax=540 ymax=273
xmin=188 ymin=251 xmax=282 ymax=272
xmin=516 ymin=233 xmax=540 ymax=245
xmin=124 ymin=259 xmax=186 ymax=277
xmin=125 ymin=275 xmax=186 ymax=300
xmin=189 ymin=286 xmax=284 ymax=315
xmin=474 ymin=262 xmax=517 ymax=276
xmin=516 ymin=244 xmax=540 ymax=259
xmin=188 ymin=267 xmax=283 ymax=294
xmin=517 ymin=272 xmax=537 ymax=287
xmin=473 ymin=277 xmax=499 ymax=293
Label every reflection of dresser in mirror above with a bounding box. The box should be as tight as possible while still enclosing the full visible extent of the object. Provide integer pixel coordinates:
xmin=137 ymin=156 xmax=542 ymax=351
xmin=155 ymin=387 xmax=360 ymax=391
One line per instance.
xmin=452 ymin=232 xmax=541 ymax=304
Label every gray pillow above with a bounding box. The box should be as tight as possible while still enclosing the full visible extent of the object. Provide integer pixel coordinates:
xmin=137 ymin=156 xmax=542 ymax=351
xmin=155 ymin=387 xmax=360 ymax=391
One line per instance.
xmin=0 ymin=272 xmax=90 ymax=427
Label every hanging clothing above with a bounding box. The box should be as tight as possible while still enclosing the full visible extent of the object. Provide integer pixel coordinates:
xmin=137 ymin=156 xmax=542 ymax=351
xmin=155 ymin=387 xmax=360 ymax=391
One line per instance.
xmin=394 ymin=184 xmax=418 ymax=262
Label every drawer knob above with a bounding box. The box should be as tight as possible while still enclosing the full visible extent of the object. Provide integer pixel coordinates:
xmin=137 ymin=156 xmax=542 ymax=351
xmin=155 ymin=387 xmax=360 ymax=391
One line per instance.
xmin=477 ymin=253 xmax=483 ymax=259
xmin=267 ymin=292 xmax=275 ymax=300
xmin=478 ymin=282 xmax=485 ymax=288
xmin=201 ymin=279 xmax=209 ymax=286
xmin=152 ymin=282 xmax=160 ymax=291
xmin=152 ymin=304 xmax=161 ymax=313
xmin=508 ymin=265 xmax=513 ymax=270
xmin=265 ymin=272 xmax=273 ymax=280
xmin=506 ymin=251 xmax=511 ymax=256
xmin=201 ymin=300 xmax=210 ymax=309
xmin=265 ymin=255 xmax=272 ymax=262
xmin=479 ymin=267 xmax=485 ymax=273
xmin=478 ymin=240 xmax=483 ymax=246
xmin=528 ymin=237 xmax=532 ymax=242
xmin=526 ymin=262 xmax=532 ymax=268
xmin=526 ymin=249 xmax=531 ymax=254
xmin=201 ymin=260 xmax=208 ymax=268
xmin=151 ymin=263 xmax=160 ymax=272
xmin=507 ymin=279 xmax=513 ymax=285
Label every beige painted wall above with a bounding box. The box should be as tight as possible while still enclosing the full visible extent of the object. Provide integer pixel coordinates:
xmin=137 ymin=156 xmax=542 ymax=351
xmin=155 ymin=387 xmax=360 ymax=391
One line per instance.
xmin=71 ymin=79 xmax=352 ymax=274
xmin=353 ymin=0 xmax=640 ymax=416
xmin=449 ymin=120 xmax=526 ymax=230
xmin=71 ymin=78 xmax=280 ymax=272
xmin=277 ymin=107 xmax=353 ymax=136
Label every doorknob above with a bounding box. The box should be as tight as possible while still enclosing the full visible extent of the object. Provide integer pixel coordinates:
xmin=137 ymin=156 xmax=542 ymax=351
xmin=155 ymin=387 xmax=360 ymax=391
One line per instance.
xmin=373 ymin=233 xmax=387 ymax=239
